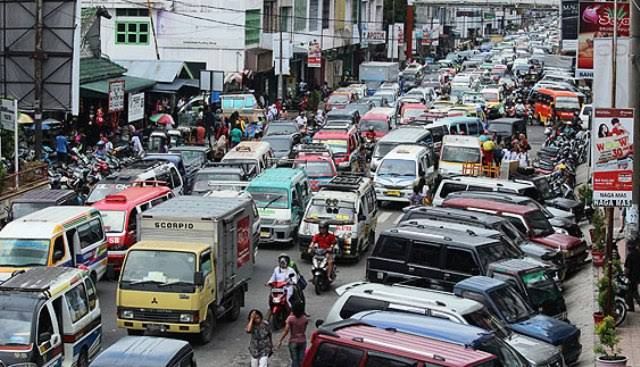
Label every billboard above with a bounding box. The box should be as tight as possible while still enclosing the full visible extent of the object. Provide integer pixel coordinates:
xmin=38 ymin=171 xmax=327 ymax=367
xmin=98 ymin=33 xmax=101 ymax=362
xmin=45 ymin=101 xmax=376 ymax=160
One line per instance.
xmin=592 ymin=108 xmax=634 ymax=207
xmin=308 ymin=41 xmax=321 ymax=68
xmin=108 ymin=80 xmax=125 ymax=113
xmin=561 ymin=0 xmax=579 ymax=51
xmin=592 ymin=38 xmax=630 ymax=108
xmin=576 ymin=1 xmax=630 ymax=79
xmin=128 ymin=93 xmax=145 ymax=123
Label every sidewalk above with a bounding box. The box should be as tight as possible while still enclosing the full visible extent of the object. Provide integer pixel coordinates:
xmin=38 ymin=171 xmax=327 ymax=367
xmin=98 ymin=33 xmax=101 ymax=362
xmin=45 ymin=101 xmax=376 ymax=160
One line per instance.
xmin=615 ymin=239 xmax=640 ymax=365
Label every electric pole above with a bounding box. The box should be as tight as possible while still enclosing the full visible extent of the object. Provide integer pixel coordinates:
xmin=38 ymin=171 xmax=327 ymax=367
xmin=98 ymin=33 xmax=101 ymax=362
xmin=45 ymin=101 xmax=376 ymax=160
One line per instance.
xmin=406 ymin=0 xmax=414 ymax=61
xmin=277 ymin=17 xmax=284 ymax=100
xmin=34 ymin=0 xmax=44 ymax=160
xmin=631 ymin=0 xmax=640 ymax=215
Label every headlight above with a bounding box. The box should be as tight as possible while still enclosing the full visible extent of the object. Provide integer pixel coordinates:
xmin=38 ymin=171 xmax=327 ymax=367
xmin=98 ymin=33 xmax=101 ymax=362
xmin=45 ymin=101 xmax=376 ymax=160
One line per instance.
xmin=275 ymin=219 xmax=292 ymax=225
xmin=121 ymin=309 xmax=134 ymax=319
xmin=554 ymin=228 xmax=569 ymax=235
xmin=342 ymin=233 xmax=352 ymax=245
xmin=180 ymin=313 xmax=194 ymax=323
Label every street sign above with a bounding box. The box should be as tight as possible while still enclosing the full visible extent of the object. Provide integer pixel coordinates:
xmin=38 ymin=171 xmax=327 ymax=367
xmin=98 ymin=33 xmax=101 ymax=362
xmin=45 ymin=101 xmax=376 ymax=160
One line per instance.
xmin=108 ymin=80 xmax=125 ymax=112
xmin=128 ymin=93 xmax=145 ymax=123
xmin=308 ymin=41 xmax=321 ymax=68
xmin=0 ymin=98 xmax=16 ymax=131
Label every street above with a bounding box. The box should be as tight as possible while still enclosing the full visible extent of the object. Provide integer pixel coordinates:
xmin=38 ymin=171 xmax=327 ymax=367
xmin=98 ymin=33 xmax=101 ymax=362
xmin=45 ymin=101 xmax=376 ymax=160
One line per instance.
xmin=95 ymin=125 xmax=592 ymax=366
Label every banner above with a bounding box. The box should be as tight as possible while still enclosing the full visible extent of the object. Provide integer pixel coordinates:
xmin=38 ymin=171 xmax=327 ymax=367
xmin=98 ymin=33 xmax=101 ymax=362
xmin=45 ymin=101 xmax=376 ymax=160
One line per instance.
xmin=128 ymin=92 xmax=145 ymax=123
xmin=108 ymin=80 xmax=125 ymax=112
xmin=308 ymin=41 xmax=321 ymax=68
xmin=592 ymin=38 xmax=630 ymax=109
xmin=592 ymin=108 xmax=634 ymax=207
xmin=365 ymin=30 xmax=386 ymax=44
xmin=576 ymin=1 xmax=630 ymax=79
xmin=387 ymin=23 xmax=404 ymax=59
xmin=236 ymin=216 xmax=251 ymax=267
xmin=561 ymin=0 xmax=579 ymax=51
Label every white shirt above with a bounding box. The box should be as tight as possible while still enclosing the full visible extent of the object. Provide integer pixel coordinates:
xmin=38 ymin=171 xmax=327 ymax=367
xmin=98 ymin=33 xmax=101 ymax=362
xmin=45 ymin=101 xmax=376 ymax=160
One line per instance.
xmin=131 ymin=135 xmax=143 ymax=153
xmin=269 ymin=266 xmax=298 ymax=286
xmin=295 ymin=115 xmax=307 ymax=128
xmin=517 ymin=152 xmax=529 ymax=168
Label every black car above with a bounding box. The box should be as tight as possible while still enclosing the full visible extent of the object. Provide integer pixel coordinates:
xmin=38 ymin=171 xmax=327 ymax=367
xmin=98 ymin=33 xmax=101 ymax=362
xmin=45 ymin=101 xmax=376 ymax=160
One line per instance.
xmin=262 ymin=134 xmax=298 ymax=160
xmin=487 ymin=118 xmax=527 ymax=144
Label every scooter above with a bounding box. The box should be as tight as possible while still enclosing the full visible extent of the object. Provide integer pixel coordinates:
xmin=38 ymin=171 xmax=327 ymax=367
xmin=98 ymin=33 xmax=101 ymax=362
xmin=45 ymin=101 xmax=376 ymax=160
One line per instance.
xmin=268 ymin=279 xmax=290 ymax=330
xmin=614 ymin=274 xmax=630 ymax=327
xmin=310 ymin=247 xmax=336 ymax=295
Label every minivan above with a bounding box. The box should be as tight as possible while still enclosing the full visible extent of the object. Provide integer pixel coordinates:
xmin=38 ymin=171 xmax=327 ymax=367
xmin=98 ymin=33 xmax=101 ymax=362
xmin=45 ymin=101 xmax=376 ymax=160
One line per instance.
xmin=221 ymin=141 xmax=275 ymax=175
xmin=374 ymin=145 xmax=434 ymax=204
xmin=91 ymin=336 xmax=196 ymax=367
xmin=9 ymin=189 xmax=80 ymax=221
xmin=370 ymin=127 xmax=433 ymax=171
xmin=432 ymin=176 xmax=541 ymax=207
xmin=438 ymin=135 xmax=483 ymax=176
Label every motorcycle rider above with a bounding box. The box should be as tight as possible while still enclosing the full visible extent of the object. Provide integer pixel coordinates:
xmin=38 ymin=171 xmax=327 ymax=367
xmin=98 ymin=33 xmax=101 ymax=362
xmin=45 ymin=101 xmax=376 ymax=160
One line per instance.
xmin=309 ymin=221 xmax=337 ymax=281
xmin=365 ymin=126 xmax=376 ymax=142
xmin=515 ymin=99 xmax=526 ymax=117
xmin=268 ymin=255 xmax=299 ymax=307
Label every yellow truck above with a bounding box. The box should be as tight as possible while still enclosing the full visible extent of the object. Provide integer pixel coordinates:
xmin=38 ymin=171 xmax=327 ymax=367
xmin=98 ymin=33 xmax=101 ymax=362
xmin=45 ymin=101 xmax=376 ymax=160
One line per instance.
xmin=116 ymin=196 xmax=258 ymax=343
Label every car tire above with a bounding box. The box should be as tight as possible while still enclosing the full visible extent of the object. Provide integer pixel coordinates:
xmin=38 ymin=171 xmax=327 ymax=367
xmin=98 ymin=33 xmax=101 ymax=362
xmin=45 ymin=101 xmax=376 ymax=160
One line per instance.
xmin=225 ymin=291 xmax=242 ymax=322
xmin=197 ymin=308 xmax=215 ymax=344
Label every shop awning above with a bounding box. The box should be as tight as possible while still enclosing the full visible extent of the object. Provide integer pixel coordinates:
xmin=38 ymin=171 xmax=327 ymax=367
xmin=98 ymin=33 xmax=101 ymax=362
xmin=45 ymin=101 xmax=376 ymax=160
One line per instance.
xmin=80 ymin=75 xmax=156 ymax=95
xmin=150 ymin=78 xmax=200 ymax=93
xmin=114 ymin=60 xmax=194 ymax=83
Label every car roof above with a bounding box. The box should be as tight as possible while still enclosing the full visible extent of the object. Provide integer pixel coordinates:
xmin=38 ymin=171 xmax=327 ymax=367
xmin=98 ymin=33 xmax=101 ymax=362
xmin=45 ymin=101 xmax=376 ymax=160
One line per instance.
xmin=380 ymin=226 xmax=499 ymax=248
xmin=248 ymin=167 xmax=306 ymax=189
xmin=454 ymin=276 xmax=507 ymax=294
xmin=92 ymin=186 xmax=172 ymax=210
xmin=402 ymin=206 xmax=504 ymax=225
xmin=12 ymin=189 xmax=76 ymax=203
xmin=378 ymin=127 xmax=430 ymax=143
xmin=384 ymin=144 xmax=427 ymax=159
xmin=0 ymin=267 xmax=87 ymax=299
xmin=0 ymin=206 xmax=98 ymax=239
xmin=489 ymin=258 xmax=540 ymax=273
xmin=489 ymin=118 xmax=525 ymax=125
xmin=90 ymin=336 xmax=191 ymax=367
xmin=141 ymin=196 xmax=251 ymax=219
xmin=448 ymin=191 xmax=531 ymax=204
xmin=399 ymin=218 xmax=501 ymax=238
xmin=440 ymin=176 xmax=532 ymax=190
xmin=131 ymin=240 xmax=209 ymax=253
xmin=443 ymin=198 xmax=536 ymax=215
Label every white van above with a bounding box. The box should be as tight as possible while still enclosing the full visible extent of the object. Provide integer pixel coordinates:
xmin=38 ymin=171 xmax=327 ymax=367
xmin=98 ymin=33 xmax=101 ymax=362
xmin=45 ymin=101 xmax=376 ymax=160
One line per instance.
xmin=0 ymin=267 xmax=101 ymax=367
xmin=371 ymin=127 xmax=433 ymax=171
xmin=432 ymin=176 xmax=539 ymax=207
xmin=438 ymin=135 xmax=482 ymax=175
xmin=374 ymin=145 xmax=434 ymax=204
xmin=221 ymin=141 xmax=274 ymax=175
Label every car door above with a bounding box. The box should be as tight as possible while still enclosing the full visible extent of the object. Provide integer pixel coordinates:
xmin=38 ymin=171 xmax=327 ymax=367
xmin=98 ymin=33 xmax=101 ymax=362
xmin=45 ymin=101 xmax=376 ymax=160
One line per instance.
xmin=35 ymin=303 xmax=63 ymax=366
xmin=407 ymin=241 xmax=444 ymax=286
xmin=442 ymin=246 xmax=482 ymax=289
xmin=199 ymin=251 xmax=215 ymax=312
xmin=368 ymin=235 xmax=410 ymax=284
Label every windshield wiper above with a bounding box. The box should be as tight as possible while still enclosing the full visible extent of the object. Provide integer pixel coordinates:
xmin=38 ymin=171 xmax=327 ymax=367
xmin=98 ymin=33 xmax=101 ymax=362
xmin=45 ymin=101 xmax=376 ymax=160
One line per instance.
xmin=125 ymin=279 xmax=165 ymax=286
xmin=263 ymin=195 xmax=284 ymax=209
xmin=159 ymin=280 xmax=194 ymax=287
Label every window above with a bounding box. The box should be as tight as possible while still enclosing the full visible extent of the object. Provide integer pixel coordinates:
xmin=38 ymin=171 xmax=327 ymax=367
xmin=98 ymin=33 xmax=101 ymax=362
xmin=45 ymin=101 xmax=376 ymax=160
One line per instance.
xmin=245 ymin=9 xmax=261 ymax=46
xmin=339 ymin=296 xmax=389 ymax=319
xmin=445 ymin=248 xmax=478 ymax=274
xmin=468 ymin=121 xmax=479 ymax=135
xmin=439 ymin=183 xmax=467 ymax=198
xmin=200 ymin=252 xmax=212 ymax=277
xmin=409 ymin=242 xmax=441 ymax=268
xmin=115 ymin=21 xmax=150 ymax=45
xmin=170 ymin=168 xmax=182 ymax=189
xmin=264 ymin=0 xmax=278 ymax=33
xmin=65 ymin=284 xmax=89 ymax=323
xmin=281 ymin=6 xmax=292 ymax=31
xmin=77 ymin=219 xmax=104 ymax=249
xmin=312 ymin=342 xmax=364 ymax=367
xmin=468 ymin=185 xmax=493 ymax=192
xmin=365 ymin=354 xmax=418 ymax=367
xmin=116 ymin=8 xmax=149 ymax=17
xmin=372 ymin=236 xmax=409 ymax=261
xmin=85 ymin=278 xmax=98 ymax=310
xmin=365 ymin=190 xmax=376 ymax=214
xmin=52 ymin=236 xmax=65 ymax=261
xmin=322 ymin=0 xmax=330 ymax=28
xmin=294 ymin=0 xmax=307 ymax=31
xmin=157 ymin=173 xmax=174 ymax=189
xmin=505 ymin=216 xmax=528 ymax=234
xmin=127 ymin=209 xmax=138 ymax=232
xmin=309 ymin=0 xmax=320 ymax=30
xmin=37 ymin=307 xmax=54 ymax=344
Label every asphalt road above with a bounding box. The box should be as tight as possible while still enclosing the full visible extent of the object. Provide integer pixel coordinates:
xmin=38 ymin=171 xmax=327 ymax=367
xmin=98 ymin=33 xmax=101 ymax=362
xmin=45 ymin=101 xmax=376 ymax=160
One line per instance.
xmin=96 ymin=125 xmax=549 ymax=366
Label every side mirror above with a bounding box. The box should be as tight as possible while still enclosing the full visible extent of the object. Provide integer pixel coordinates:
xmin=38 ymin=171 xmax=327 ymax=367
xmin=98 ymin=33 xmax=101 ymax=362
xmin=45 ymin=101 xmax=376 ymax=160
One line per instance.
xmin=50 ymin=334 xmax=61 ymax=346
xmin=315 ymin=319 xmax=325 ymax=328
xmin=194 ymin=271 xmax=205 ymax=286
xmin=53 ymin=250 xmax=64 ymax=262
xmin=38 ymin=332 xmax=52 ymax=344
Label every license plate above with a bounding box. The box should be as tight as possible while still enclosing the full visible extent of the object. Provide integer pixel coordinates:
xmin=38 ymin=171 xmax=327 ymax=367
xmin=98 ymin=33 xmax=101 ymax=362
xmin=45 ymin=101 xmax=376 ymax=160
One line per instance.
xmin=260 ymin=231 xmax=270 ymax=238
xmin=385 ymin=190 xmax=401 ymax=197
xmin=146 ymin=324 xmax=166 ymax=333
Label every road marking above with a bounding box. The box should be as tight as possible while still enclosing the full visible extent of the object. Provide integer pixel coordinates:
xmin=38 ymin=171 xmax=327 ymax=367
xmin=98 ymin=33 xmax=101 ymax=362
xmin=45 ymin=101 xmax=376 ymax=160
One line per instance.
xmin=378 ymin=212 xmax=392 ymax=223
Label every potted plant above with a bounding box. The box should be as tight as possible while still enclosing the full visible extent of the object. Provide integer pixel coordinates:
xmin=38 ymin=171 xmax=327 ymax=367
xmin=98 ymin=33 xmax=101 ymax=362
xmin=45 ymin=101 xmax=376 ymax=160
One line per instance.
xmin=591 ymin=208 xmax=606 ymax=266
xmin=595 ymin=260 xmax=622 ymax=325
xmin=578 ymin=185 xmax=594 ymax=220
xmin=595 ymin=316 xmax=627 ymax=366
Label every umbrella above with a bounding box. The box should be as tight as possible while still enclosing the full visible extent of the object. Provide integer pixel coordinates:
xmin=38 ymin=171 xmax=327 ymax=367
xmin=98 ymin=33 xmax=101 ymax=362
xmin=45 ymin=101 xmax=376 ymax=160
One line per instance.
xmin=18 ymin=113 xmax=34 ymax=124
xmin=26 ymin=118 xmax=62 ymax=130
xmin=150 ymin=113 xmax=175 ymax=126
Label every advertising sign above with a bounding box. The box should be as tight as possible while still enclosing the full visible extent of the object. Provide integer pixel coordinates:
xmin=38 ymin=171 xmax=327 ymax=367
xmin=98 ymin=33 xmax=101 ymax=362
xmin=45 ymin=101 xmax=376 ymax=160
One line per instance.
xmin=592 ymin=38 xmax=630 ymax=108
xmin=561 ymin=0 xmax=579 ymax=51
xmin=592 ymin=108 xmax=634 ymax=207
xmin=127 ymin=92 xmax=145 ymax=123
xmin=236 ymin=216 xmax=251 ymax=267
xmin=0 ymin=99 xmax=17 ymax=132
xmin=308 ymin=41 xmax=321 ymax=68
xmin=108 ymin=79 xmax=125 ymax=112
xmin=576 ymin=1 xmax=630 ymax=79
xmin=365 ymin=30 xmax=386 ymax=44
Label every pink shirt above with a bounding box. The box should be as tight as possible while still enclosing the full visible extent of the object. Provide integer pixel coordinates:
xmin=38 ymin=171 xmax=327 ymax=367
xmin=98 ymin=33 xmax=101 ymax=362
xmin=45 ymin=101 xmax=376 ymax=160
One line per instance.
xmin=286 ymin=314 xmax=308 ymax=344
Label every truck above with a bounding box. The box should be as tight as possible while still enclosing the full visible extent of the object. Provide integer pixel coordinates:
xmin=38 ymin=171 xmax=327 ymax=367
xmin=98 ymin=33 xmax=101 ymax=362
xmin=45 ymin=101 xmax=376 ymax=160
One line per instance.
xmin=116 ymin=196 xmax=258 ymax=343
xmin=359 ymin=61 xmax=399 ymax=96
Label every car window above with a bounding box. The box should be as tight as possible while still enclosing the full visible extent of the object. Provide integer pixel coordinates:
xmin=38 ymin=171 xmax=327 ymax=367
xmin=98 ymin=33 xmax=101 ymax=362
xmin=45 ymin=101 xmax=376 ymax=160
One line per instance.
xmin=84 ymin=277 xmax=98 ymax=310
xmin=505 ymin=216 xmax=528 ymax=234
xmin=312 ymin=342 xmax=364 ymax=367
xmin=445 ymin=248 xmax=479 ymax=274
xmin=37 ymin=306 xmax=55 ymax=344
xmin=439 ymin=183 xmax=467 ymax=198
xmin=200 ymin=252 xmax=212 ymax=277
xmin=52 ymin=235 xmax=65 ymax=260
xmin=373 ymin=236 xmax=409 ymax=261
xmin=170 ymin=168 xmax=182 ymax=188
xmin=365 ymin=354 xmax=418 ymax=367
xmin=339 ymin=296 xmax=389 ymax=319
xmin=77 ymin=219 xmax=104 ymax=249
xmin=127 ymin=208 xmax=138 ymax=232
xmin=65 ymin=283 xmax=89 ymax=323
xmin=157 ymin=172 xmax=174 ymax=189
xmin=468 ymin=121 xmax=479 ymax=135
xmin=468 ymin=185 xmax=493 ymax=192
xmin=409 ymin=242 xmax=441 ymax=268
xmin=365 ymin=189 xmax=376 ymax=214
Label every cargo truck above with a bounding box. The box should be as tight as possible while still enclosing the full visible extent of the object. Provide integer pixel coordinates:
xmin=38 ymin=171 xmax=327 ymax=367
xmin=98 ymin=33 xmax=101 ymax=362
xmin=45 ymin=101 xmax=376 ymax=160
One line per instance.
xmin=116 ymin=196 xmax=258 ymax=343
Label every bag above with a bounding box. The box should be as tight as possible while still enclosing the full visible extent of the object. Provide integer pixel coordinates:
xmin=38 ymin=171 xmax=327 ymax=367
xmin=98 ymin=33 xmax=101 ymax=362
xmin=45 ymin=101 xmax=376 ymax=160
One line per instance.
xmin=298 ymin=275 xmax=307 ymax=290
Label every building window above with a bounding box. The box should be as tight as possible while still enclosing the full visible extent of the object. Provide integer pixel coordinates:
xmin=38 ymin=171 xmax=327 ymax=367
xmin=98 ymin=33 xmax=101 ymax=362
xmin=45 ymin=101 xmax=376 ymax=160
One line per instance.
xmin=245 ymin=9 xmax=261 ymax=45
xmin=115 ymin=21 xmax=150 ymax=45
xmin=294 ymin=0 xmax=307 ymax=31
xmin=322 ymin=0 xmax=330 ymax=29
xmin=280 ymin=6 xmax=292 ymax=32
xmin=264 ymin=0 xmax=278 ymax=33
xmin=115 ymin=8 xmax=149 ymax=17
xmin=309 ymin=0 xmax=319 ymax=31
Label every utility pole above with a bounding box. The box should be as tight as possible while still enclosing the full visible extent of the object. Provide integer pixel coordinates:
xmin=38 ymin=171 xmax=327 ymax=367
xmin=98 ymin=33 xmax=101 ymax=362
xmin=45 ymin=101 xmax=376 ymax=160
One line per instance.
xmin=406 ymin=0 xmax=414 ymax=61
xmin=631 ymin=0 xmax=640 ymax=217
xmin=391 ymin=0 xmax=396 ymax=62
xmin=34 ymin=0 xmax=44 ymax=160
xmin=277 ymin=19 xmax=284 ymax=100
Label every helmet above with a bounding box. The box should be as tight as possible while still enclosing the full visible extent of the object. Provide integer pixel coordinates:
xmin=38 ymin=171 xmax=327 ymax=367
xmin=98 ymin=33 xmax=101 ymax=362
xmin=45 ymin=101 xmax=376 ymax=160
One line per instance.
xmin=278 ymin=253 xmax=290 ymax=265
xmin=368 ymin=126 xmax=374 ymax=132
xmin=96 ymin=140 xmax=105 ymax=147
xmin=319 ymin=221 xmax=330 ymax=231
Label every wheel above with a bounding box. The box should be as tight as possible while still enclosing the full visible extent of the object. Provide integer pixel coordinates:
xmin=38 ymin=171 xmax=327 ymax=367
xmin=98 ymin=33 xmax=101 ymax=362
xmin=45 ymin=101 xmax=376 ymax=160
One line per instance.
xmin=614 ymin=298 xmax=628 ymax=327
xmin=197 ymin=308 xmax=215 ymax=344
xmin=272 ymin=310 xmax=286 ymax=330
xmin=127 ymin=329 xmax=144 ymax=336
xmin=77 ymin=349 xmax=89 ymax=367
xmin=314 ymin=278 xmax=322 ymax=295
xmin=225 ymin=291 xmax=242 ymax=322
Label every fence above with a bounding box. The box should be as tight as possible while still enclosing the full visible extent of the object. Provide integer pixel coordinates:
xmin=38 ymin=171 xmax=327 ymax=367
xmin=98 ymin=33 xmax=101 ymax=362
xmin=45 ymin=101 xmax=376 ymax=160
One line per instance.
xmin=0 ymin=163 xmax=48 ymax=197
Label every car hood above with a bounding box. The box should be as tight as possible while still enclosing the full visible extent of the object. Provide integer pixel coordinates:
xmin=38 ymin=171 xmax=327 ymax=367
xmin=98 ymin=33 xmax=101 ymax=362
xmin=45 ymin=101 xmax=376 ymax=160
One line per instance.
xmin=545 ymin=197 xmax=582 ymax=211
xmin=546 ymin=206 xmax=576 ymax=221
xmin=510 ymin=315 xmax=578 ymax=345
xmin=548 ymin=216 xmax=575 ymax=229
xmin=520 ymin=242 xmax=558 ymax=258
xmin=533 ymin=233 xmax=582 ymax=250
xmin=506 ymin=332 xmax=562 ymax=366
xmin=375 ymin=175 xmax=416 ymax=188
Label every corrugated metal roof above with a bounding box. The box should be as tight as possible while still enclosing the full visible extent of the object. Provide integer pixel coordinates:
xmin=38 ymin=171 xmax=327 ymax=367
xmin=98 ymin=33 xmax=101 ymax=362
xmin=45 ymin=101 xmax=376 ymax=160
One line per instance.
xmin=80 ymin=57 xmax=127 ymax=84
xmin=115 ymin=60 xmax=194 ymax=83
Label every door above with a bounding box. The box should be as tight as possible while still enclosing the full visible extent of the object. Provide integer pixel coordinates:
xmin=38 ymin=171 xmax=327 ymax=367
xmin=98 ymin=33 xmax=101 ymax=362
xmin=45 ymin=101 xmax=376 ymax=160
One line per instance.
xmin=368 ymin=235 xmax=410 ymax=284
xmin=442 ymin=246 xmax=481 ymax=289
xmin=407 ymin=241 xmax=443 ymax=287
xmin=35 ymin=304 xmax=62 ymax=366
xmin=199 ymin=251 xmax=216 ymax=312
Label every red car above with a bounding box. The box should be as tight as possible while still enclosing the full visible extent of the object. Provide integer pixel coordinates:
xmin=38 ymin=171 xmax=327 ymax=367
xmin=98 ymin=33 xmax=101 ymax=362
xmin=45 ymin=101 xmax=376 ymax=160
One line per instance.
xmin=313 ymin=126 xmax=360 ymax=171
xmin=359 ymin=107 xmax=395 ymax=138
xmin=400 ymin=103 xmax=428 ymax=125
xmin=293 ymin=156 xmax=337 ymax=191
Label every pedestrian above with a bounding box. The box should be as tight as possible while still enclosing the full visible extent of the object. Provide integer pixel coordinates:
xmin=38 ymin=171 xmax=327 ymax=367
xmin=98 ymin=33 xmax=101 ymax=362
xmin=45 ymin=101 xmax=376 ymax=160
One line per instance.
xmin=55 ymin=131 xmax=69 ymax=163
xmin=276 ymin=303 xmax=308 ymax=367
xmin=408 ymin=185 xmax=425 ymax=206
xmin=195 ymin=122 xmax=206 ymax=145
xmin=203 ymin=104 xmax=215 ymax=145
xmin=295 ymin=111 xmax=307 ymax=130
xmin=624 ymin=240 xmax=640 ymax=312
xmin=230 ymin=124 xmax=243 ymax=147
xmin=518 ymin=133 xmax=531 ymax=151
xmin=481 ymin=137 xmax=496 ymax=166
xmin=246 ymin=309 xmax=272 ymax=367
xmin=101 ymin=135 xmax=114 ymax=154
xmin=130 ymin=132 xmax=144 ymax=157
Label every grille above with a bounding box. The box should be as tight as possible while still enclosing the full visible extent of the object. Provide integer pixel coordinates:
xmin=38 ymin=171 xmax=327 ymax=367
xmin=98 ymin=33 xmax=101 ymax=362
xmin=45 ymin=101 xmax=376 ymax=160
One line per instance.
xmin=134 ymin=309 xmax=182 ymax=323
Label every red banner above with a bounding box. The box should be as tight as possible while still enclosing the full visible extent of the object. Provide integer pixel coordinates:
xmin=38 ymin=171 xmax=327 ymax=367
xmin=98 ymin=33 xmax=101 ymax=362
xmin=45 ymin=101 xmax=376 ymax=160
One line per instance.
xmin=236 ymin=216 xmax=251 ymax=267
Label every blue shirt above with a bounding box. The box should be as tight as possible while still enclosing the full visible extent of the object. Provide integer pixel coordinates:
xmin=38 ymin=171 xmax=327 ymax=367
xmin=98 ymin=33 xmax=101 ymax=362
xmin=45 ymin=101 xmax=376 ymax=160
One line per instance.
xmin=55 ymin=135 xmax=68 ymax=153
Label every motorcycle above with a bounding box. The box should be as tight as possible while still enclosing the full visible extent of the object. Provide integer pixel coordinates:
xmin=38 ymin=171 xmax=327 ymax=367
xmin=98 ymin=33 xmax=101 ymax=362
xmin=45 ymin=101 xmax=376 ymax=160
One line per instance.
xmin=310 ymin=247 xmax=336 ymax=295
xmin=614 ymin=274 xmax=630 ymax=327
xmin=267 ymin=274 xmax=303 ymax=330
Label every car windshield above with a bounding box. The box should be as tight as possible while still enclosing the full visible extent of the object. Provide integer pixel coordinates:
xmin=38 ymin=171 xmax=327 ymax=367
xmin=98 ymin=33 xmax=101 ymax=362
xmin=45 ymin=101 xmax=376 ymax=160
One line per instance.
xmin=526 ymin=210 xmax=555 ymax=237
xmin=483 ymin=92 xmax=500 ymax=102
xmin=314 ymin=139 xmax=347 ymax=154
xmin=267 ymin=123 xmax=297 ymax=135
xmin=11 ymin=202 xmax=48 ymax=219
xmin=263 ymin=138 xmax=291 ymax=152
xmin=248 ymin=188 xmax=290 ymax=209
xmin=521 ymin=269 xmax=561 ymax=303
xmin=0 ymin=239 xmax=50 ymax=267
xmin=0 ymin=309 xmax=32 ymax=345
xmin=305 ymin=199 xmax=355 ymax=223
xmin=490 ymin=286 xmax=532 ymax=323
xmin=328 ymin=94 xmax=350 ymax=104
xmin=441 ymin=146 xmax=481 ymax=163
xmin=555 ymin=97 xmax=580 ymax=110
xmin=463 ymin=308 xmax=510 ymax=339
xmin=377 ymin=159 xmax=416 ymax=177
xmin=359 ymin=119 xmax=389 ymax=132
xmin=88 ymin=184 xmax=129 ymax=204
xmin=477 ymin=243 xmax=522 ymax=270
xmin=478 ymin=337 xmax=527 ymax=367
xmin=100 ymin=210 xmax=126 ymax=233
xmin=175 ymin=150 xmax=204 ymax=163
xmin=373 ymin=143 xmax=396 ymax=159
xmin=498 ymin=222 xmax=527 ymax=245
xmin=120 ymin=250 xmax=196 ymax=292
xmin=195 ymin=172 xmax=243 ymax=183
xmin=403 ymin=109 xmax=426 ymax=119
xmin=294 ymin=161 xmax=334 ymax=178
xmin=221 ymin=159 xmax=258 ymax=176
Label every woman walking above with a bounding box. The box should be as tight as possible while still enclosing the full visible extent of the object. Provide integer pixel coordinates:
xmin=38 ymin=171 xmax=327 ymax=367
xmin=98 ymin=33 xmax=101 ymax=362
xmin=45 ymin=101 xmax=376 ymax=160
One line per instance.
xmin=246 ymin=309 xmax=273 ymax=367
xmin=277 ymin=303 xmax=308 ymax=367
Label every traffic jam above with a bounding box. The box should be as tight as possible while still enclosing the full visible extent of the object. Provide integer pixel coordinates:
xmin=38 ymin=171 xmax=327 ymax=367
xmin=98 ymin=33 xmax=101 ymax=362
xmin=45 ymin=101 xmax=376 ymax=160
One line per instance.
xmin=0 ymin=17 xmax=595 ymax=367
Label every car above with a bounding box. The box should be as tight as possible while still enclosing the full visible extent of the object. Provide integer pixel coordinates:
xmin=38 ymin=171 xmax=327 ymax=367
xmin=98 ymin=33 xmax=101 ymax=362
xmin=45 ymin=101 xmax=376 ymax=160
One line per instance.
xmin=264 ymin=120 xmax=300 ymax=136
xmin=262 ymin=134 xmax=299 ymax=160
xmin=190 ymin=163 xmax=252 ymax=195
xmin=325 ymin=90 xmax=354 ymax=111
xmin=90 ymin=336 xmax=196 ymax=367
xmin=405 ymin=87 xmax=437 ymax=104
xmin=313 ymin=125 xmax=361 ymax=171
xmin=374 ymin=145 xmax=434 ymax=204
xmin=293 ymin=156 xmax=337 ymax=192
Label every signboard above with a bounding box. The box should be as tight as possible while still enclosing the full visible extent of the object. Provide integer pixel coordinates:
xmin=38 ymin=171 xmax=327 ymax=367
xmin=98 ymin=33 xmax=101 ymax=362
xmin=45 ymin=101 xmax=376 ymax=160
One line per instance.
xmin=592 ymin=108 xmax=634 ymax=207
xmin=421 ymin=25 xmax=441 ymax=46
xmin=308 ymin=41 xmax=321 ymax=68
xmin=387 ymin=23 xmax=404 ymax=59
xmin=108 ymin=80 xmax=125 ymax=112
xmin=127 ymin=93 xmax=145 ymax=123
xmin=236 ymin=216 xmax=251 ymax=267
xmin=561 ymin=0 xmax=579 ymax=51
xmin=200 ymin=70 xmax=224 ymax=92
xmin=576 ymin=1 xmax=630 ymax=79
xmin=592 ymin=38 xmax=630 ymax=108
xmin=0 ymin=99 xmax=17 ymax=132
xmin=365 ymin=30 xmax=386 ymax=44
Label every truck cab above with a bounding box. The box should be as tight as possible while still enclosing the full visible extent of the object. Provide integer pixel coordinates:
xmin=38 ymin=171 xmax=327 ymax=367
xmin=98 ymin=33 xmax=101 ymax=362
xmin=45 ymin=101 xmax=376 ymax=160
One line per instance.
xmin=454 ymin=276 xmax=581 ymax=365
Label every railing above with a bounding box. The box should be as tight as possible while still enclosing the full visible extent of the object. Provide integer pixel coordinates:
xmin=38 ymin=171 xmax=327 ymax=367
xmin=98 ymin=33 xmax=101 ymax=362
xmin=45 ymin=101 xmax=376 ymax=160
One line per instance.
xmin=0 ymin=163 xmax=48 ymax=197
